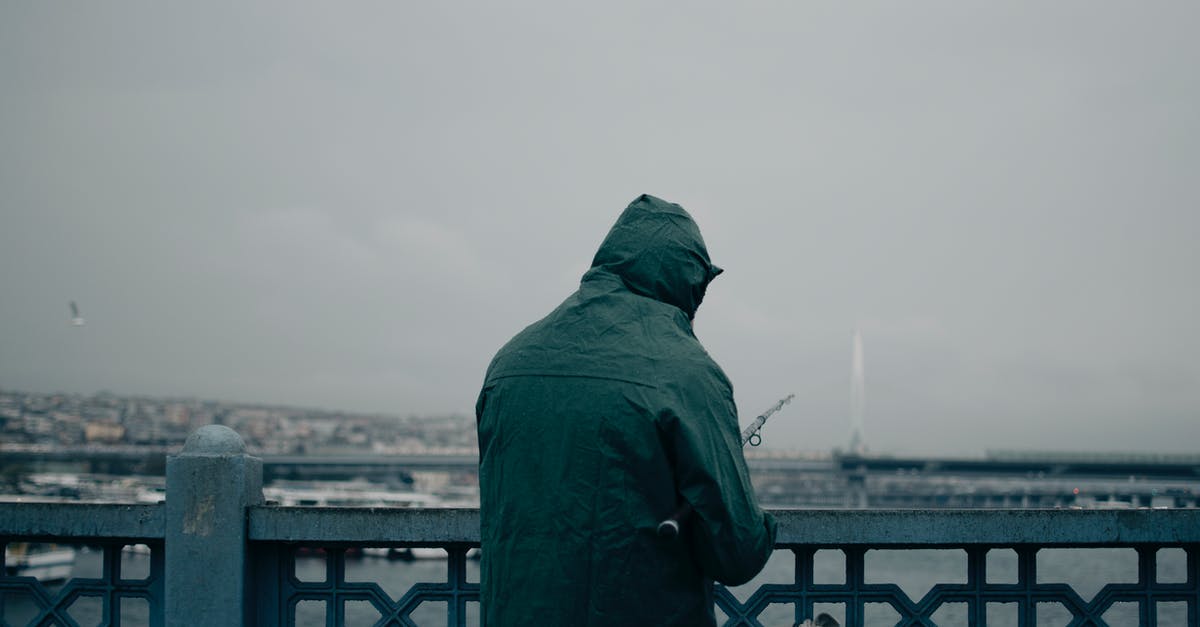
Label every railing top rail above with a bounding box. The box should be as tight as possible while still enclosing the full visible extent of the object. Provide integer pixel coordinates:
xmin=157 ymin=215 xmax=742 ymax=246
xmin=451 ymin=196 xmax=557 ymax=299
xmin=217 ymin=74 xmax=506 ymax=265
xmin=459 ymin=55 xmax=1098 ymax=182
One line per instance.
xmin=248 ymin=506 xmax=479 ymax=544
xmin=771 ymin=508 xmax=1200 ymax=546
xmin=3 ymin=502 xmax=1198 ymax=546
xmin=0 ymin=502 xmax=164 ymax=540
xmin=238 ymin=506 xmax=1200 ymax=546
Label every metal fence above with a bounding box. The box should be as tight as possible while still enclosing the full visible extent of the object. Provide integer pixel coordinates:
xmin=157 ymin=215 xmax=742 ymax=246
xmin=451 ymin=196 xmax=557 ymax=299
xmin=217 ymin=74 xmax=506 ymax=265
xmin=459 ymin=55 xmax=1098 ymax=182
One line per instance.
xmin=2 ymin=426 xmax=1198 ymax=626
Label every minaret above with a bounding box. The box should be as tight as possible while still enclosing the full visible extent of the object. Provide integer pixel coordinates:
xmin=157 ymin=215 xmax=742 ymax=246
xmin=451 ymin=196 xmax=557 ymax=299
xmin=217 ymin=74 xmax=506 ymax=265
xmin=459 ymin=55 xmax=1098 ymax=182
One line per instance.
xmin=849 ymin=329 xmax=866 ymax=454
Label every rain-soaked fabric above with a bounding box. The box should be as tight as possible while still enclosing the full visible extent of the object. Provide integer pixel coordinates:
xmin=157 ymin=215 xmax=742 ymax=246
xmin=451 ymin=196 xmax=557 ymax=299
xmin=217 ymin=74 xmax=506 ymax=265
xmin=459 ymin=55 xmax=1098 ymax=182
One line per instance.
xmin=476 ymin=194 xmax=777 ymax=627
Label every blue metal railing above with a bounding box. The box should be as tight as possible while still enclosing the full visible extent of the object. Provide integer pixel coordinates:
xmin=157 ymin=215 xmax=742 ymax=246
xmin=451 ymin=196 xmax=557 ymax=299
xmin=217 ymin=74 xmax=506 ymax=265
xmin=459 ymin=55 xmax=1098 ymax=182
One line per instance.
xmin=1 ymin=426 xmax=1198 ymax=626
xmin=3 ymin=505 xmax=1200 ymax=625
xmin=0 ymin=503 xmax=163 ymax=626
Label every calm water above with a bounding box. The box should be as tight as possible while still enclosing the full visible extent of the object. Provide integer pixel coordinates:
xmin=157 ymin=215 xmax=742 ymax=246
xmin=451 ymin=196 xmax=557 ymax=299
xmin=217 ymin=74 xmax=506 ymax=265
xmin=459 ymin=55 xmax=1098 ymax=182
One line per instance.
xmin=3 ymin=545 xmax=1190 ymax=626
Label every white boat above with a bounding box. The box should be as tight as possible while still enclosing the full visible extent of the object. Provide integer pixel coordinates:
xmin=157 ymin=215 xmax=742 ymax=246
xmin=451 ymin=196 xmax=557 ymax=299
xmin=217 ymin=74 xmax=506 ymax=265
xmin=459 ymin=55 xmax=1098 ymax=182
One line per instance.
xmin=359 ymin=547 xmax=480 ymax=560
xmin=359 ymin=547 xmax=447 ymax=560
xmin=404 ymin=548 xmax=447 ymax=560
xmin=264 ymin=484 xmax=441 ymax=508
xmin=4 ymin=544 xmax=76 ymax=582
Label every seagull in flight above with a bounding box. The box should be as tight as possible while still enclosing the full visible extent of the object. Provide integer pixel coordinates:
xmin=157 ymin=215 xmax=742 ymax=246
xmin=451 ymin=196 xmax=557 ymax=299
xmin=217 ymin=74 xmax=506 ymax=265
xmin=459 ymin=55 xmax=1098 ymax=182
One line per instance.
xmin=69 ymin=301 xmax=85 ymax=327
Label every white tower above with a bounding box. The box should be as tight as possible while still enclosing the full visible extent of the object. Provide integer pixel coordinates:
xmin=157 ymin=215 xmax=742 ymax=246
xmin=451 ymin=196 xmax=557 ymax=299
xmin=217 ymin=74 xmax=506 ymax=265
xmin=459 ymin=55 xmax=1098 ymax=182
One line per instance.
xmin=849 ymin=329 xmax=866 ymax=454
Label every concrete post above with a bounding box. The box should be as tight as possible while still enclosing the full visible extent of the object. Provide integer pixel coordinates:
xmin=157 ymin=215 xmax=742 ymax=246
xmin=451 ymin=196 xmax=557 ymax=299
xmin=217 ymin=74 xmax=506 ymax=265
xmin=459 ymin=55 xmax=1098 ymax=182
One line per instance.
xmin=164 ymin=425 xmax=263 ymax=626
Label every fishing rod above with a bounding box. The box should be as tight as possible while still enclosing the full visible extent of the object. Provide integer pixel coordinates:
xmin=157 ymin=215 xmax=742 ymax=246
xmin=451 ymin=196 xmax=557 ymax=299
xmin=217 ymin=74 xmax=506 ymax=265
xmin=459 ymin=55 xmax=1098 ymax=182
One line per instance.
xmin=656 ymin=393 xmax=795 ymax=538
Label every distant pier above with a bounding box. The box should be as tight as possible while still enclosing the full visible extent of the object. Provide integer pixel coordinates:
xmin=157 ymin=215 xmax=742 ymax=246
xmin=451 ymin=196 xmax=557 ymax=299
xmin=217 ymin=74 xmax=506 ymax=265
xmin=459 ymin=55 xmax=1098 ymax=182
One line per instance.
xmin=5 ymin=445 xmax=1198 ymax=508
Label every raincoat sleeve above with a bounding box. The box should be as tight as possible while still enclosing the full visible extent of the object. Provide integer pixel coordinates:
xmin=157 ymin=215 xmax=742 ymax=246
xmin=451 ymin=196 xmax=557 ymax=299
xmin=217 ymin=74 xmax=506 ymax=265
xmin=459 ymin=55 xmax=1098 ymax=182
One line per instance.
xmin=662 ymin=369 xmax=777 ymax=586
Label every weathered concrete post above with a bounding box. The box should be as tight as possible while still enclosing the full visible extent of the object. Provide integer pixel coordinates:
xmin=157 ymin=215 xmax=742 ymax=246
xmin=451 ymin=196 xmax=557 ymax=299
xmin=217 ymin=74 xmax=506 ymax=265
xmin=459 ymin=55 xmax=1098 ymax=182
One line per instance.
xmin=164 ymin=425 xmax=263 ymax=626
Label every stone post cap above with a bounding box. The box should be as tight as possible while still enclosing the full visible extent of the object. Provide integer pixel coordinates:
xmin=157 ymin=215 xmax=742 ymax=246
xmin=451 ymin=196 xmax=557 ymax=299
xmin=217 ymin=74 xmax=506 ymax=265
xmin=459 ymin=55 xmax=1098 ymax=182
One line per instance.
xmin=181 ymin=424 xmax=247 ymax=455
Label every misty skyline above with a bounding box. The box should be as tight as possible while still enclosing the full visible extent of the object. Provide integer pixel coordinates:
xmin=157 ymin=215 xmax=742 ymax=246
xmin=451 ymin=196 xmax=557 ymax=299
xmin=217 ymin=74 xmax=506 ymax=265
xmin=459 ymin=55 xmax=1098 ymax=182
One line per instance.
xmin=2 ymin=3 xmax=1197 ymax=455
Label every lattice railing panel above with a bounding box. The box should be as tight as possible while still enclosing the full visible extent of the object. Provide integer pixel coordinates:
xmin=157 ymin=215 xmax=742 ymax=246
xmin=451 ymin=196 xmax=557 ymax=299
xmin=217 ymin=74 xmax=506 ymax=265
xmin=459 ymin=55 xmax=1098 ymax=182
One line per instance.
xmin=249 ymin=543 xmax=1199 ymax=626
xmin=0 ymin=541 xmax=162 ymax=627
xmin=715 ymin=545 xmax=1199 ymax=627
xmin=255 ymin=545 xmax=479 ymax=627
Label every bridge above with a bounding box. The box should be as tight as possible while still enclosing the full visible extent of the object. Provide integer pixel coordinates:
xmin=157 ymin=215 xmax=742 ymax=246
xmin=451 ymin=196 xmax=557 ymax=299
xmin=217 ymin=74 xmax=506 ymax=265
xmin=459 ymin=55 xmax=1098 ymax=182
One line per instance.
xmin=8 ymin=445 xmax=1200 ymax=479
xmin=9 ymin=443 xmax=1200 ymax=511
xmin=0 ymin=447 xmax=478 ymax=480
xmin=9 ymin=445 xmax=1200 ymax=510
xmin=2 ymin=426 xmax=1199 ymax=626
xmin=835 ymin=453 xmax=1200 ymax=480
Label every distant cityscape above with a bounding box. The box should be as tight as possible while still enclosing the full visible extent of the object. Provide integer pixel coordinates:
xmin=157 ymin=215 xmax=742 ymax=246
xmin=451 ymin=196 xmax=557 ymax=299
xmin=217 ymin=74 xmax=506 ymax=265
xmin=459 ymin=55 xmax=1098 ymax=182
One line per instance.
xmin=0 ymin=387 xmax=478 ymax=456
xmin=3 ymin=387 xmax=1197 ymax=511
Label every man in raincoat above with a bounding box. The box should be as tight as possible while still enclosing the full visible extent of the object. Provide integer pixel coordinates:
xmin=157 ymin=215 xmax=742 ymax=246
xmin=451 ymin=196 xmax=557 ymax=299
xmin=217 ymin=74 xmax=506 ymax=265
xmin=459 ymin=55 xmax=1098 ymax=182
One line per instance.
xmin=476 ymin=194 xmax=777 ymax=626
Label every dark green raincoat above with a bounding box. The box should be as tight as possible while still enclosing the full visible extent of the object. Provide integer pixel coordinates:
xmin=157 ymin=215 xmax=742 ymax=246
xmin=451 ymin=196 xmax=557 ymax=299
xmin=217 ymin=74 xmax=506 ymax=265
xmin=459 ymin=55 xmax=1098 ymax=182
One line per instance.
xmin=476 ymin=194 xmax=777 ymax=626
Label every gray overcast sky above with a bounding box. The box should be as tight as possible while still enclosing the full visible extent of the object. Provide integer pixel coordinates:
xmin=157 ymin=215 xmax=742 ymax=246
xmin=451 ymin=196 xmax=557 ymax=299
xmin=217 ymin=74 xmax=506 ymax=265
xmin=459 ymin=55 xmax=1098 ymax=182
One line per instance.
xmin=2 ymin=3 xmax=1197 ymax=455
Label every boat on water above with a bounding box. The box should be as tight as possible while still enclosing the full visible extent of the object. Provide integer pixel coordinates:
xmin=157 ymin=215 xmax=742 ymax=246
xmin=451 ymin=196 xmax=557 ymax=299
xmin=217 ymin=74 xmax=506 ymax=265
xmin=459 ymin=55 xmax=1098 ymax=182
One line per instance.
xmin=359 ymin=547 xmax=448 ymax=560
xmin=263 ymin=483 xmax=442 ymax=508
xmin=4 ymin=543 xmax=76 ymax=582
xmin=355 ymin=547 xmax=481 ymax=560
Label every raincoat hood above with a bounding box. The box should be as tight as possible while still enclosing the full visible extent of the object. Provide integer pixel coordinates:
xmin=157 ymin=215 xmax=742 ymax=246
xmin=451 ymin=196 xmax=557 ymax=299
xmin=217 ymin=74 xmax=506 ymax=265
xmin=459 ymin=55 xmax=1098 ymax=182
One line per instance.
xmin=587 ymin=194 xmax=723 ymax=320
